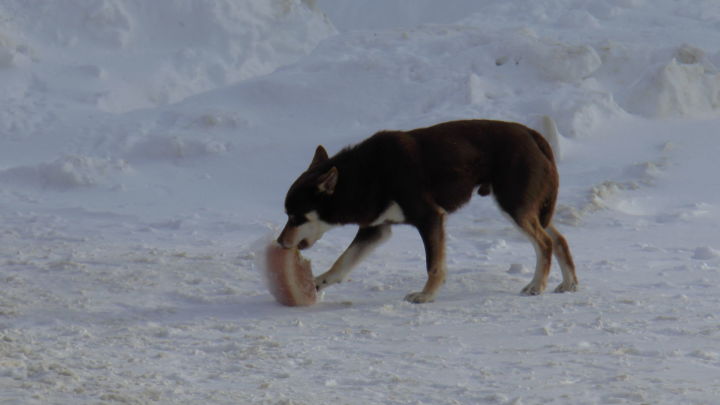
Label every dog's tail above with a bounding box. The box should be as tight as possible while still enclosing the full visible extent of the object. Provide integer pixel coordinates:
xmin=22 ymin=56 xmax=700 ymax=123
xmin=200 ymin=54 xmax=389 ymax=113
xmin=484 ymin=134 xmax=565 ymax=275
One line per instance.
xmin=528 ymin=130 xmax=555 ymax=166
xmin=540 ymin=115 xmax=561 ymax=160
xmin=534 ymin=116 xmax=561 ymax=228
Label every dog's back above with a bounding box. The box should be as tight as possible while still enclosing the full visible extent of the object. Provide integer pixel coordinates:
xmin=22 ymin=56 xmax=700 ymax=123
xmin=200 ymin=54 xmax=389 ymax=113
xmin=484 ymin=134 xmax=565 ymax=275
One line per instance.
xmin=399 ymin=120 xmax=558 ymax=222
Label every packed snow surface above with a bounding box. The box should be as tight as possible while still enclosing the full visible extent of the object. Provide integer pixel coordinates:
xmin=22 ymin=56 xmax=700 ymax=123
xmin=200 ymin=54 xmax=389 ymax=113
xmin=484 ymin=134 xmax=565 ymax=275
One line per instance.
xmin=1 ymin=0 xmax=720 ymax=403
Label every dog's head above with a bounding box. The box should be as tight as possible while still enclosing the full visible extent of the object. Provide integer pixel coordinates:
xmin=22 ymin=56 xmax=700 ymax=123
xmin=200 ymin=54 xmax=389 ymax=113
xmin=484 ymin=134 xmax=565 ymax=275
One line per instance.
xmin=277 ymin=145 xmax=338 ymax=250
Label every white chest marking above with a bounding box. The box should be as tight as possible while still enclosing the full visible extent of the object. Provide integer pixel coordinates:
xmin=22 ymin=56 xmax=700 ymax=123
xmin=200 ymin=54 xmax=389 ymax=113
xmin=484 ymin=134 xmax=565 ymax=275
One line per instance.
xmin=370 ymin=202 xmax=406 ymax=226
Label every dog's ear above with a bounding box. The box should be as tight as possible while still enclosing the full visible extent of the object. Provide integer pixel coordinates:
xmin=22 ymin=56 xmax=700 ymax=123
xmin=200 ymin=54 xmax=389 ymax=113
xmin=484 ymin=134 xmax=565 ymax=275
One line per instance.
xmin=317 ymin=167 xmax=338 ymax=195
xmin=309 ymin=145 xmax=329 ymax=170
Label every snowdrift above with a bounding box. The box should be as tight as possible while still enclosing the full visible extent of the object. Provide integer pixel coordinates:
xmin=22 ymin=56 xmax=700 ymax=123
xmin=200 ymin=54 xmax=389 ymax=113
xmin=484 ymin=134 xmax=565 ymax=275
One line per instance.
xmin=0 ymin=0 xmax=335 ymax=113
xmin=626 ymin=46 xmax=720 ymax=118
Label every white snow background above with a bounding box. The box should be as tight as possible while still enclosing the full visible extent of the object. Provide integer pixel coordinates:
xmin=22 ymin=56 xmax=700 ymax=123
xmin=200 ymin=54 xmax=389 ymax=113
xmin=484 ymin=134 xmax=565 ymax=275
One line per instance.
xmin=1 ymin=0 xmax=720 ymax=403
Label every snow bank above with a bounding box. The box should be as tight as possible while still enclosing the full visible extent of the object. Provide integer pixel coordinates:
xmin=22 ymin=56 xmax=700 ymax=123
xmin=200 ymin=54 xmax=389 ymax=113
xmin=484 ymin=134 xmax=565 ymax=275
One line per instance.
xmin=626 ymin=56 xmax=720 ymax=118
xmin=523 ymin=36 xmax=603 ymax=83
xmin=0 ymin=156 xmax=130 ymax=191
xmin=0 ymin=0 xmax=335 ymax=113
xmin=316 ymin=0 xmax=487 ymax=31
xmin=167 ymin=7 xmax=715 ymax=145
xmin=125 ymin=134 xmax=228 ymax=163
xmin=693 ymin=246 xmax=720 ymax=260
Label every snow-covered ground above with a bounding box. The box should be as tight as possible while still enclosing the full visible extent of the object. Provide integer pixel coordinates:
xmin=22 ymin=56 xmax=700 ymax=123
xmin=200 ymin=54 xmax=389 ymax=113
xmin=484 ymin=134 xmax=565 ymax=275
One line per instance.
xmin=1 ymin=0 xmax=720 ymax=403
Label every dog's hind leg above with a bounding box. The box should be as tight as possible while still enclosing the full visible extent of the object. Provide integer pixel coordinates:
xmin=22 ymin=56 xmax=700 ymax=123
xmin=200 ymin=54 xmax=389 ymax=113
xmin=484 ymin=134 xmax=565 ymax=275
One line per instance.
xmin=516 ymin=216 xmax=554 ymax=296
xmin=314 ymin=224 xmax=392 ymax=291
xmin=405 ymin=208 xmax=447 ymax=303
xmin=546 ymin=224 xmax=578 ymax=292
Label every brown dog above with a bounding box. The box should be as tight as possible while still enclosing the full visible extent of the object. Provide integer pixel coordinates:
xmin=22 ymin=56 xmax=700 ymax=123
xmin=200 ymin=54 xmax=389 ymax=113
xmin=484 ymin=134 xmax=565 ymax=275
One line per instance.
xmin=277 ymin=120 xmax=577 ymax=303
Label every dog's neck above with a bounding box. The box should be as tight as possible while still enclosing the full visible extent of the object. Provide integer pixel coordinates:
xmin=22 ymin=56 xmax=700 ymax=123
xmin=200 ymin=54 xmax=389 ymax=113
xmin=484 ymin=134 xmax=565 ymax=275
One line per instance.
xmin=315 ymin=143 xmax=392 ymax=226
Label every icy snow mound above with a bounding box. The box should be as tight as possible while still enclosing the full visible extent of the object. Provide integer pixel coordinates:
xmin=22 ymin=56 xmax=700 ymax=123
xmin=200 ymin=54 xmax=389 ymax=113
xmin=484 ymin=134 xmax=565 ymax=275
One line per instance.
xmin=693 ymin=246 xmax=720 ymax=260
xmin=0 ymin=0 xmax=335 ymax=113
xmin=625 ymin=46 xmax=720 ymax=118
xmin=0 ymin=155 xmax=130 ymax=191
xmin=315 ymin=0 xmax=720 ymax=133
xmin=316 ymin=0 xmax=489 ymax=31
xmin=125 ymin=134 xmax=229 ymax=163
xmin=161 ymin=3 xmax=720 ymax=149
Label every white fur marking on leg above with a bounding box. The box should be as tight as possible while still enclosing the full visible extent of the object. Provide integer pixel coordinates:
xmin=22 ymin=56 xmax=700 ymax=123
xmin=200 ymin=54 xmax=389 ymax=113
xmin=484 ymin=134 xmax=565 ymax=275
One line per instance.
xmin=318 ymin=243 xmax=362 ymax=287
xmin=370 ymin=202 xmax=405 ymax=226
xmin=316 ymin=225 xmax=392 ymax=290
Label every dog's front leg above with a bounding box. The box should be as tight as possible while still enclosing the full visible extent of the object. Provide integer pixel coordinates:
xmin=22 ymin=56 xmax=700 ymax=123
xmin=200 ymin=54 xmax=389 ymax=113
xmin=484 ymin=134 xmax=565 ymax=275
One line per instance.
xmin=405 ymin=209 xmax=446 ymax=304
xmin=315 ymin=224 xmax=392 ymax=291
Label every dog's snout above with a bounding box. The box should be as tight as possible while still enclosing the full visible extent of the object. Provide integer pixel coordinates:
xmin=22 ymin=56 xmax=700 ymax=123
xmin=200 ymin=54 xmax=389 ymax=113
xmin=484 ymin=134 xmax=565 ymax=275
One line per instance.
xmin=277 ymin=226 xmax=291 ymax=248
xmin=277 ymin=224 xmax=300 ymax=249
xmin=277 ymin=214 xmax=326 ymax=250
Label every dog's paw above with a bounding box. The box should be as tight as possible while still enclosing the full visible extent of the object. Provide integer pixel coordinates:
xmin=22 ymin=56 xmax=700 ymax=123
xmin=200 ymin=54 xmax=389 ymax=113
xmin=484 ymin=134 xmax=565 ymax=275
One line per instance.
xmin=554 ymin=281 xmax=578 ymax=293
xmin=521 ymin=282 xmax=546 ymax=296
xmin=314 ymin=271 xmax=343 ymax=291
xmin=404 ymin=291 xmax=435 ymax=304
xmin=314 ymin=276 xmax=330 ymax=291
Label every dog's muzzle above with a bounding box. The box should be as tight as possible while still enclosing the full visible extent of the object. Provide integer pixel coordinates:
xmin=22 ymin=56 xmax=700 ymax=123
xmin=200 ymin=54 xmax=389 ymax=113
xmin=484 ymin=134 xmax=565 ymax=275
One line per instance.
xmin=276 ymin=226 xmax=295 ymax=248
xmin=277 ymin=225 xmax=313 ymax=250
